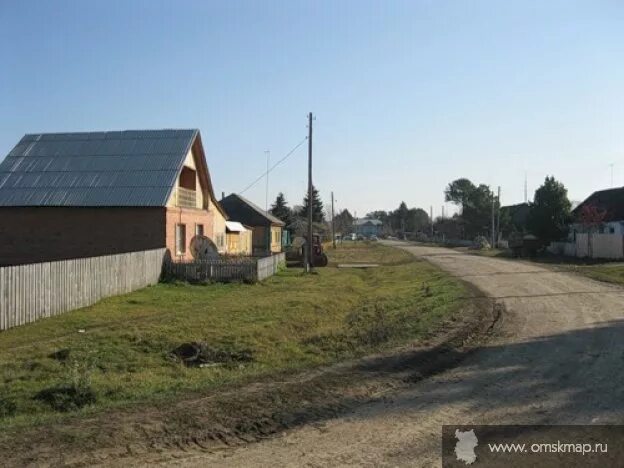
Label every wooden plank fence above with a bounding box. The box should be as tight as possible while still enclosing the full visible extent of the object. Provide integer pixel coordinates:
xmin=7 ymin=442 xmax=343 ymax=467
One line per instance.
xmin=165 ymin=253 xmax=286 ymax=283
xmin=0 ymin=248 xmax=166 ymax=331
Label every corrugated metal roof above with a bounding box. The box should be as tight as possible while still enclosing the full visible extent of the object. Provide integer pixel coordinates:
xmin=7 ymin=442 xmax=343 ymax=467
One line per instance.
xmin=0 ymin=129 xmax=198 ymax=207
xmin=221 ymin=193 xmax=286 ymax=226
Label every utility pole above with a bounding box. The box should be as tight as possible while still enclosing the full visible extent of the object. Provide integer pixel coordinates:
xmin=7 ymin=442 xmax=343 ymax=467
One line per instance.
xmin=305 ymin=112 xmax=314 ymax=272
xmin=496 ymin=186 xmax=501 ymax=248
xmin=610 ymin=163 xmax=615 ymax=188
xmin=265 ymin=150 xmax=270 ymax=212
xmin=430 ymin=206 xmax=433 ymax=238
xmin=524 ymin=172 xmax=528 ymax=203
xmin=491 ymin=189 xmax=496 ymax=248
xmin=331 ymin=191 xmax=336 ymax=249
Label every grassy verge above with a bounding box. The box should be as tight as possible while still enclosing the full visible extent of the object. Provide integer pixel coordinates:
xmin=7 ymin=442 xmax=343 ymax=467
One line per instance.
xmin=0 ymin=242 xmax=465 ymax=431
xmin=460 ymin=245 xmax=624 ymax=286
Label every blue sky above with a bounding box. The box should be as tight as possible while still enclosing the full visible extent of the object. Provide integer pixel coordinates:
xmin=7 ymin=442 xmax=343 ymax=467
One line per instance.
xmin=1 ymin=0 xmax=623 ymax=217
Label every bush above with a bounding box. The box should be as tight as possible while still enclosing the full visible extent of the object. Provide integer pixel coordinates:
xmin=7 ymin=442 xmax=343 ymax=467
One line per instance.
xmin=34 ymin=385 xmax=97 ymax=412
xmin=0 ymin=397 xmax=17 ymax=417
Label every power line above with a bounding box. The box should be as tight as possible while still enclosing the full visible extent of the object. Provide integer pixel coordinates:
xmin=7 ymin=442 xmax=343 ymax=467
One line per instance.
xmin=239 ymin=137 xmax=308 ymax=195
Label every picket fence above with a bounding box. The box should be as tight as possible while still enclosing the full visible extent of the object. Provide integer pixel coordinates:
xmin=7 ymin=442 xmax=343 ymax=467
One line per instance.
xmin=165 ymin=253 xmax=286 ymax=283
xmin=0 ymin=248 xmax=166 ymax=331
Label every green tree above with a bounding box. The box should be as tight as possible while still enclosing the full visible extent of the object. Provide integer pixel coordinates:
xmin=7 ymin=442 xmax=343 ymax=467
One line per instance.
xmin=406 ymin=208 xmax=430 ymax=232
xmin=334 ymin=209 xmax=355 ymax=234
xmin=444 ymin=178 xmax=495 ymax=238
xmin=300 ymin=185 xmax=325 ymax=222
xmin=527 ymin=176 xmax=572 ymax=243
xmin=269 ymin=192 xmax=292 ymax=226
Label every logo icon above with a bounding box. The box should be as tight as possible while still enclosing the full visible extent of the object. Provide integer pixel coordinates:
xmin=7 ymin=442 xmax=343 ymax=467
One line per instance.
xmin=454 ymin=428 xmax=478 ymax=465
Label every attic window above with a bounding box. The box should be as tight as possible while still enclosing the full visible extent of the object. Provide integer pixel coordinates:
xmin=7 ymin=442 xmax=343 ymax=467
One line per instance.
xmin=179 ymin=167 xmax=197 ymax=191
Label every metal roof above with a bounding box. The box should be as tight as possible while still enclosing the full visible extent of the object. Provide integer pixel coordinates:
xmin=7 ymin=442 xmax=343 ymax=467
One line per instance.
xmin=225 ymin=221 xmax=248 ymax=232
xmin=0 ymin=129 xmax=199 ymax=207
xmin=356 ymin=218 xmax=383 ymax=226
xmin=220 ymin=193 xmax=286 ymax=226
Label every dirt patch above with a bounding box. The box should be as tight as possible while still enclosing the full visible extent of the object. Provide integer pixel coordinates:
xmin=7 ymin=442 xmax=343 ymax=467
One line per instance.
xmin=0 ymin=295 xmax=499 ymax=467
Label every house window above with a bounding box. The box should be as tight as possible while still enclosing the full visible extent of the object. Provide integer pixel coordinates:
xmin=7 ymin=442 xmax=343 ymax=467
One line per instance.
xmin=176 ymin=224 xmax=186 ymax=255
xmin=195 ymin=224 xmax=204 ymax=236
xmin=216 ymin=233 xmax=224 ymax=248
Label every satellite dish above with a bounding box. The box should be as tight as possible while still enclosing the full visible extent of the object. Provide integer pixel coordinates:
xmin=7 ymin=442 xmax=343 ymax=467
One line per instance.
xmin=190 ymin=235 xmax=219 ymax=260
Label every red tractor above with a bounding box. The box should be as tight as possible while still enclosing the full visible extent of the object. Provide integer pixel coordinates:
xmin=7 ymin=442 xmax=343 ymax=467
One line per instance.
xmin=285 ymin=234 xmax=328 ymax=267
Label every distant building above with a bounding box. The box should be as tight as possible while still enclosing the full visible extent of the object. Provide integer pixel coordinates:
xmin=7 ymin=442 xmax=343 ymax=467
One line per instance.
xmin=570 ymin=187 xmax=624 ymax=236
xmin=225 ymin=221 xmax=253 ymax=255
xmin=219 ymin=194 xmax=285 ymax=255
xmin=355 ymin=218 xmax=382 ymax=237
xmin=0 ymin=129 xmax=228 ymax=266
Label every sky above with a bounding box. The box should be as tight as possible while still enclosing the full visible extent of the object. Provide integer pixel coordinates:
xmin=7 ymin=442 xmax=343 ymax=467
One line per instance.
xmin=1 ymin=0 xmax=623 ymax=218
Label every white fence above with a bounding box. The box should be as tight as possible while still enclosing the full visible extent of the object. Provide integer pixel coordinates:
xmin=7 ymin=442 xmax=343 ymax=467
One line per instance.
xmin=0 ymin=249 xmax=166 ymax=331
xmin=548 ymin=234 xmax=624 ymax=260
xmin=165 ymin=252 xmax=286 ymax=283
xmin=257 ymin=253 xmax=287 ymax=281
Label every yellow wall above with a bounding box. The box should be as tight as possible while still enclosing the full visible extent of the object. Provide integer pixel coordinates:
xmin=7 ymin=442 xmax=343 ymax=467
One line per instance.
xmin=270 ymin=226 xmax=282 ymax=253
xmin=166 ymin=148 xmax=204 ymax=209
xmin=227 ymin=230 xmax=252 ymax=255
xmin=210 ymin=199 xmax=227 ymax=254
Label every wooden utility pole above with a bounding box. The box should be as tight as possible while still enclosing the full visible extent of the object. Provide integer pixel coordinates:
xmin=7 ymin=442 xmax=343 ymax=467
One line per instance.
xmin=491 ymin=189 xmax=496 ymax=248
xmin=496 ymin=186 xmax=501 ymax=248
xmin=430 ymin=206 xmax=433 ymax=238
xmin=265 ymin=150 xmax=270 ymax=212
xmin=331 ymin=191 xmax=336 ymax=249
xmin=305 ymin=112 xmax=314 ymax=272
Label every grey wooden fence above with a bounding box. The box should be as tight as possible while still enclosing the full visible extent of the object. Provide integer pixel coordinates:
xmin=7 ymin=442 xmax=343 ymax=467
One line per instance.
xmin=165 ymin=253 xmax=286 ymax=283
xmin=0 ymin=248 xmax=166 ymax=331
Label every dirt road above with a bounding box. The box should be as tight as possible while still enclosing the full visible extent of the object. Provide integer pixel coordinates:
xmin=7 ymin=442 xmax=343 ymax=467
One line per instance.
xmin=150 ymin=243 xmax=624 ymax=467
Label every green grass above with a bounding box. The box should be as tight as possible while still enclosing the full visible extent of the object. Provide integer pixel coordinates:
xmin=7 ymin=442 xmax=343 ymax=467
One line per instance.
xmin=460 ymin=245 xmax=624 ymax=286
xmin=0 ymin=243 xmax=465 ymax=428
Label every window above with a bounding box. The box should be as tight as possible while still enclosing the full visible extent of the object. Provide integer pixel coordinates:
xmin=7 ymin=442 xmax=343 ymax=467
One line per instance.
xmin=176 ymin=224 xmax=186 ymax=255
xmin=216 ymin=233 xmax=224 ymax=248
xmin=195 ymin=224 xmax=204 ymax=236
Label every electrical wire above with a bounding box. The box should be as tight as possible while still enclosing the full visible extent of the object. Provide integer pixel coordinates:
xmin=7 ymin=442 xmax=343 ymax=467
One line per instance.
xmin=239 ymin=136 xmax=308 ymax=195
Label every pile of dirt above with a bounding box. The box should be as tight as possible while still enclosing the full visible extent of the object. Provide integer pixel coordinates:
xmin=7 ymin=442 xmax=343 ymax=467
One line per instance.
xmin=170 ymin=342 xmax=254 ymax=367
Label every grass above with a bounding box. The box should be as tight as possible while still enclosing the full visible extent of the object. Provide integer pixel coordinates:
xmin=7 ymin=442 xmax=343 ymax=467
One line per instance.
xmin=458 ymin=244 xmax=624 ymax=286
xmin=0 ymin=242 xmax=465 ymax=429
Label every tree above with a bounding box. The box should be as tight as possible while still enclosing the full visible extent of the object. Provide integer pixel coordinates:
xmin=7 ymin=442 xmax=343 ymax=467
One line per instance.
xmin=406 ymin=208 xmax=429 ymax=232
xmin=300 ymin=185 xmax=325 ymax=223
xmin=334 ymin=209 xmax=355 ymax=234
xmin=444 ymin=178 xmax=495 ymax=238
xmin=577 ymin=204 xmax=606 ymax=233
xmin=527 ymin=176 xmax=571 ymax=244
xmin=269 ymin=192 xmax=292 ymax=226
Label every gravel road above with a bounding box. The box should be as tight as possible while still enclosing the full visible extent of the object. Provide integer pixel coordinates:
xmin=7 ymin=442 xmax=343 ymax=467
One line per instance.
xmin=157 ymin=242 xmax=624 ymax=467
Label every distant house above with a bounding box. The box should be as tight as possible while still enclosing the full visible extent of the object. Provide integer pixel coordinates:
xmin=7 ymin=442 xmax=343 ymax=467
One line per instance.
xmin=355 ymin=218 xmax=382 ymax=238
xmin=0 ymin=129 xmax=228 ymax=266
xmin=570 ymin=187 xmax=624 ymax=236
xmin=220 ymin=194 xmax=285 ymax=255
xmin=225 ymin=221 xmax=252 ymax=255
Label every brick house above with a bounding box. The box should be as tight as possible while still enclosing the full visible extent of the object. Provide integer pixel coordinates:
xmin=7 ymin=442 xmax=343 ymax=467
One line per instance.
xmin=219 ymin=193 xmax=284 ymax=256
xmin=0 ymin=129 xmax=228 ymax=266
